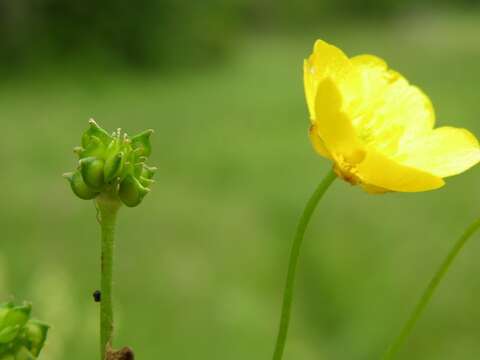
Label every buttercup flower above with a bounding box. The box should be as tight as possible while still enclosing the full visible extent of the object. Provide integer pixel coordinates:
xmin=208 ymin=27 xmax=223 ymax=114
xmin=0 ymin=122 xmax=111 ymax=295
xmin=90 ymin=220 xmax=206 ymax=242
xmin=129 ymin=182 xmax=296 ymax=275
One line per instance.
xmin=304 ymin=40 xmax=480 ymax=193
xmin=0 ymin=302 xmax=49 ymax=360
xmin=64 ymin=119 xmax=156 ymax=207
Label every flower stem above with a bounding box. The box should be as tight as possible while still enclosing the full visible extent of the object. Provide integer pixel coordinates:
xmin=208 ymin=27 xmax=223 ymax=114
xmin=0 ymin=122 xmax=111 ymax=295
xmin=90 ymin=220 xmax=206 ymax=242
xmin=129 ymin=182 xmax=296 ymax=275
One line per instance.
xmin=96 ymin=193 xmax=122 ymax=360
xmin=383 ymin=217 xmax=480 ymax=360
xmin=272 ymin=168 xmax=336 ymax=360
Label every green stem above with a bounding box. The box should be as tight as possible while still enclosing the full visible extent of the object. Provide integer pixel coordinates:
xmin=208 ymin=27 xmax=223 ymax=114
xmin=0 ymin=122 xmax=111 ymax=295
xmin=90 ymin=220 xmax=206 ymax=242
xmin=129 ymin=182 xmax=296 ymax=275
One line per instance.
xmin=272 ymin=169 xmax=336 ymax=360
xmin=383 ymin=217 xmax=480 ymax=360
xmin=96 ymin=193 xmax=122 ymax=360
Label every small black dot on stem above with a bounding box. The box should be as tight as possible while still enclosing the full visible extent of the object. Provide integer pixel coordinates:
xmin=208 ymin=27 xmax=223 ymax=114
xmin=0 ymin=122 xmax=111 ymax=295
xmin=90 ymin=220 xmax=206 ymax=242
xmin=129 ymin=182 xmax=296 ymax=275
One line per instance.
xmin=93 ymin=290 xmax=101 ymax=302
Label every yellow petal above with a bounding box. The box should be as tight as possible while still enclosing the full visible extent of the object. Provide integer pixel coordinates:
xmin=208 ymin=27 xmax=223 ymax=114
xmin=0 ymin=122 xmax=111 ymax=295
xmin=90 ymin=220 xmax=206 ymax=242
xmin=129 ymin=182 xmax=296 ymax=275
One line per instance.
xmin=308 ymin=125 xmax=331 ymax=159
xmin=304 ymin=40 xmax=353 ymax=121
xmin=356 ymin=148 xmax=445 ymax=192
xmin=360 ymin=183 xmax=390 ymax=194
xmin=349 ymin=55 xmax=435 ymax=157
xmin=351 ymin=54 xmax=387 ymax=69
xmin=313 ymin=77 xmax=365 ymax=162
xmin=400 ymin=126 xmax=480 ymax=177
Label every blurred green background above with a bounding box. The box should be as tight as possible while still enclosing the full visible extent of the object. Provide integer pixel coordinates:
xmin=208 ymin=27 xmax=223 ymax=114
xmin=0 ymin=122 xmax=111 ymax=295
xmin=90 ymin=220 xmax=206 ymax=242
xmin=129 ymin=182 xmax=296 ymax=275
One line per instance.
xmin=1 ymin=1 xmax=480 ymax=359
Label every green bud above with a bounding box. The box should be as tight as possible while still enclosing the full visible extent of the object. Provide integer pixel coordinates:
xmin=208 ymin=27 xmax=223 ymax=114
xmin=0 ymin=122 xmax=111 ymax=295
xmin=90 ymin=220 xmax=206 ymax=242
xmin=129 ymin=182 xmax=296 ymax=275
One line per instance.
xmin=64 ymin=171 xmax=99 ymax=200
xmin=131 ymin=129 xmax=154 ymax=157
xmin=0 ymin=303 xmax=48 ymax=359
xmin=80 ymin=157 xmax=105 ymax=190
xmin=119 ymin=175 xmax=150 ymax=207
xmin=66 ymin=120 xmax=156 ymax=206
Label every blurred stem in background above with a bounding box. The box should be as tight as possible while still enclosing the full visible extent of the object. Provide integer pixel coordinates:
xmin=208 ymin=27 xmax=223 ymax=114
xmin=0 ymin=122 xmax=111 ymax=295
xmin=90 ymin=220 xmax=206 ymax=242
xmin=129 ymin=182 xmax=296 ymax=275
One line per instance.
xmin=272 ymin=169 xmax=336 ymax=360
xmin=96 ymin=193 xmax=122 ymax=360
xmin=383 ymin=217 xmax=480 ymax=360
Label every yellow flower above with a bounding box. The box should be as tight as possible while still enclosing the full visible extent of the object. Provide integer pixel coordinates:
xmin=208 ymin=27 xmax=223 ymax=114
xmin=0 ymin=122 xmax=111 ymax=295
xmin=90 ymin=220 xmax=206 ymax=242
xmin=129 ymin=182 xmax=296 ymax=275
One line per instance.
xmin=304 ymin=40 xmax=480 ymax=193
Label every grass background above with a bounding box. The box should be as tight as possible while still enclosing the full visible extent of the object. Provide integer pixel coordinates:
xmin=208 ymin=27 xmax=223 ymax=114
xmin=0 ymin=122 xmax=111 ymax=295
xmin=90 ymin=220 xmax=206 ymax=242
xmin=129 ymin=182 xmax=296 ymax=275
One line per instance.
xmin=1 ymin=11 xmax=480 ymax=360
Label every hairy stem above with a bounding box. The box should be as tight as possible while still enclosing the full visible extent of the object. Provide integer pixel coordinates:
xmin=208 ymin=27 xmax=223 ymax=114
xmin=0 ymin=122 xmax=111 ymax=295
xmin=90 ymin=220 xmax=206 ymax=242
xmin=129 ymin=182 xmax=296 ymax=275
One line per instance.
xmin=272 ymin=169 xmax=336 ymax=360
xmin=383 ymin=217 xmax=480 ymax=360
xmin=97 ymin=193 xmax=122 ymax=360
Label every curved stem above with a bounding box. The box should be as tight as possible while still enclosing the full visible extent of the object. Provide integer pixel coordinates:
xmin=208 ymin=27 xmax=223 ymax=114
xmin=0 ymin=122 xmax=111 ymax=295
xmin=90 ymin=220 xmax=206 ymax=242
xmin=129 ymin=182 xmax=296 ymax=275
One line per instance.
xmin=272 ymin=169 xmax=336 ymax=360
xmin=96 ymin=194 xmax=122 ymax=360
xmin=383 ymin=217 xmax=480 ymax=360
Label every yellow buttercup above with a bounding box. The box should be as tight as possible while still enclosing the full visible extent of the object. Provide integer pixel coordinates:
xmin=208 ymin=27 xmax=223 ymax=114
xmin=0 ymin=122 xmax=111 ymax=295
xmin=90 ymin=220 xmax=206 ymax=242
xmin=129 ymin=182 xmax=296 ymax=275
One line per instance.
xmin=305 ymin=39 xmax=480 ymax=193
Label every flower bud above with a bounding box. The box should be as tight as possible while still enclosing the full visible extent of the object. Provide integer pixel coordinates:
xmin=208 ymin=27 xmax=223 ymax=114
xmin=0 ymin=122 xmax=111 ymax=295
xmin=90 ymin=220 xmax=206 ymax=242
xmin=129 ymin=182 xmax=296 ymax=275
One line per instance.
xmin=66 ymin=120 xmax=156 ymax=206
xmin=0 ymin=303 xmax=48 ymax=359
